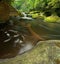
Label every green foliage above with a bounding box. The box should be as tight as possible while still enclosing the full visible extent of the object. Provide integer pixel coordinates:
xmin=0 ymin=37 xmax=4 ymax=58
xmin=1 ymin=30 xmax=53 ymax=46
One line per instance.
xmin=44 ymin=15 xmax=60 ymax=22
xmin=12 ymin=0 xmax=60 ymax=16
xmin=31 ymin=13 xmax=39 ymax=18
xmin=1 ymin=0 xmax=14 ymax=4
xmin=29 ymin=11 xmax=45 ymax=19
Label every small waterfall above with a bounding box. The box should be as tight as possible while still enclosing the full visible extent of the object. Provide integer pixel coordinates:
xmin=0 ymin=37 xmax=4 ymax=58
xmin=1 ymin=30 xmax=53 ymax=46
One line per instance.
xmin=22 ymin=12 xmax=27 ymax=17
xmin=21 ymin=12 xmax=33 ymax=20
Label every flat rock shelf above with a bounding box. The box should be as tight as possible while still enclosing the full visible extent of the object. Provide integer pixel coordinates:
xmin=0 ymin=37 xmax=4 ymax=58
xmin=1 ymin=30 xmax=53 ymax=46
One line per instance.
xmin=0 ymin=40 xmax=60 ymax=64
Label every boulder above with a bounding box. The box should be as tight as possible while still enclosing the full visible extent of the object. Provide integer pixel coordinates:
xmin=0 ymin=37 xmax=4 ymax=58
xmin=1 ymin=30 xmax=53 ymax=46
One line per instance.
xmin=0 ymin=40 xmax=60 ymax=64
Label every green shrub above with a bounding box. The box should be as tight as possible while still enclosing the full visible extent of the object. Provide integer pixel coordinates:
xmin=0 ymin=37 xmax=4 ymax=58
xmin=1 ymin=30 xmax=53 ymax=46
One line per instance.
xmin=44 ymin=15 xmax=60 ymax=23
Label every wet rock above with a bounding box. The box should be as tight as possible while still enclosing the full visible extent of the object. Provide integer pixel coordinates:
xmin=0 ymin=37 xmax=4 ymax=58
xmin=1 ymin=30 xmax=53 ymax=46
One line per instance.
xmin=0 ymin=40 xmax=60 ymax=64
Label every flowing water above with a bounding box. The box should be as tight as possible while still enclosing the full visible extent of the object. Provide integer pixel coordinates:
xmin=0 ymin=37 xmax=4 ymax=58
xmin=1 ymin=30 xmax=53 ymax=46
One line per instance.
xmin=0 ymin=17 xmax=60 ymax=59
xmin=30 ymin=19 xmax=60 ymax=40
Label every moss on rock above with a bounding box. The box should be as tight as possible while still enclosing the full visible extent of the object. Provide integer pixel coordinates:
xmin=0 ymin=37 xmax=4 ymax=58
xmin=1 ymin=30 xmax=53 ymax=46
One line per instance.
xmin=0 ymin=40 xmax=60 ymax=64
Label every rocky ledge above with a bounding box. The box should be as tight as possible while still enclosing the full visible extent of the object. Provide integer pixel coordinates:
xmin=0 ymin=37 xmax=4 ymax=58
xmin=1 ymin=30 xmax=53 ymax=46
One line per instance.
xmin=0 ymin=40 xmax=60 ymax=64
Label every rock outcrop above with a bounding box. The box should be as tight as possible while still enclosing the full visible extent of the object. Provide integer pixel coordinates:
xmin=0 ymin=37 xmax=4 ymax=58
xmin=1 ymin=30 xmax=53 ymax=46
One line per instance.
xmin=0 ymin=40 xmax=60 ymax=64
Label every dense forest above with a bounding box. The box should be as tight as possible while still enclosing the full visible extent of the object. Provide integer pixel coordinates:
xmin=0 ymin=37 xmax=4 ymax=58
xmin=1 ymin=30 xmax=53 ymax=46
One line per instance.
xmin=12 ymin=0 xmax=60 ymax=16
xmin=11 ymin=0 xmax=60 ymax=22
xmin=0 ymin=0 xmax=60 ymax=22
xmin=0 ymin=0 xmax=60 ymax=62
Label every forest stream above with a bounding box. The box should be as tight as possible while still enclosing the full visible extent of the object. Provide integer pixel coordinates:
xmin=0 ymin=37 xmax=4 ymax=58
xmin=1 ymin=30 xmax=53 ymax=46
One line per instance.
xmin=0 ymin=0 xmax=60 ymax=63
